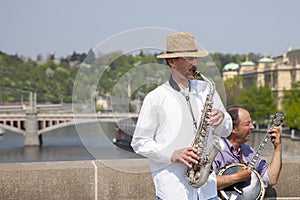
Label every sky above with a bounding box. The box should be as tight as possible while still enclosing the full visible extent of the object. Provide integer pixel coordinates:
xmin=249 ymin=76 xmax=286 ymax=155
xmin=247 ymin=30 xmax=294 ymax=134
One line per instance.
xmin=1 ymin=0 xmax=300 ymax=60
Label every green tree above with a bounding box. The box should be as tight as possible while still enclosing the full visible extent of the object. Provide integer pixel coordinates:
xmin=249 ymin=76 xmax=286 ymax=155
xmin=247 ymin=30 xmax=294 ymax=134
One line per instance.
xmin=224 ymin=76 xmax=243 ymax=105
xmin=282 ymin=81 xmax=300 ymax=130
xmin=84 ymin=49 xmax=96 ymax=64
xmin=235 ymin=84 xmax=276 ymax=123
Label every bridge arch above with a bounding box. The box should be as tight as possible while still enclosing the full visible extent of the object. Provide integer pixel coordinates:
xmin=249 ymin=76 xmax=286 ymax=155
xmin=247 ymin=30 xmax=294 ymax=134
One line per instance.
xmin=0 ymin=123 xmax=25 ymax=135
xmin=37 ymin=119 xmax=107 ymax=135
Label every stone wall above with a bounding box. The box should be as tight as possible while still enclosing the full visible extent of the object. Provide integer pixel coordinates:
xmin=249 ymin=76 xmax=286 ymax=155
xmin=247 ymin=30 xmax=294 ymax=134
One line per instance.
xmin=0 ymin=159 xmax=299 ymax=200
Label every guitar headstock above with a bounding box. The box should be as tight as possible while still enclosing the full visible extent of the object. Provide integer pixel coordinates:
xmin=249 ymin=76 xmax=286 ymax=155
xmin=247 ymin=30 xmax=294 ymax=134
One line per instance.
xmin=271 ymin=112 xmax=285 ymax=126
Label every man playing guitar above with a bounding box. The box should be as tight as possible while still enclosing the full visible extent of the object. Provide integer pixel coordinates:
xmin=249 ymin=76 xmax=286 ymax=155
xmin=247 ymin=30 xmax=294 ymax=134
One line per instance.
xmin=213 ymin=105 xmax=283 ymax=200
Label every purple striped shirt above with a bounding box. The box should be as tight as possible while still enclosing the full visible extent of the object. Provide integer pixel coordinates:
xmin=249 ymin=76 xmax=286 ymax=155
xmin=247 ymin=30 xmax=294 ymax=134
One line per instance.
xmin=213 ymin=137 xmax=269 ymax=187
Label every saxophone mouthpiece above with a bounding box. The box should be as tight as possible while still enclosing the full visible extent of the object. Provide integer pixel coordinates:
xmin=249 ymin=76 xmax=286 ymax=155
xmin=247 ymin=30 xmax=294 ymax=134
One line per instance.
xmin=194 ymin=70 xmax=201 ymax=77
xmin=191 ymin=66 xmax=201 ymax=78
xmin=190 ymin=66 xmax=202 ymax=80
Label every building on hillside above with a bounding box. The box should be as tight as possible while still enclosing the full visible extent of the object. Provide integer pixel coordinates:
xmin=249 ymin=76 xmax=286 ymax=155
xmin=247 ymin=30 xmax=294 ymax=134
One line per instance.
xmin=222 ymin=46 xmax=300 ymax=110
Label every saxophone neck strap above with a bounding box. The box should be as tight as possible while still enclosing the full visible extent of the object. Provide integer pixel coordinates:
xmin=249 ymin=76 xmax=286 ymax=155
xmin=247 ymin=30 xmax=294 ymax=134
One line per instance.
xmin=169 ymin=76 xmax=197 ymax=130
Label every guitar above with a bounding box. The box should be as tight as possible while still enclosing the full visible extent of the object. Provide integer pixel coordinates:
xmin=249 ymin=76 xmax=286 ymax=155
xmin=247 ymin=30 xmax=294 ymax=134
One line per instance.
xmin=218 ymin=112 xmax=285 ymax=200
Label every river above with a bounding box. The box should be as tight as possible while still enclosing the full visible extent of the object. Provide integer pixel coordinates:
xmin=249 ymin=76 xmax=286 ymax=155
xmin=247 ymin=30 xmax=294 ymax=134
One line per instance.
xmin=0 ymin=122 xmax=299 ymax=163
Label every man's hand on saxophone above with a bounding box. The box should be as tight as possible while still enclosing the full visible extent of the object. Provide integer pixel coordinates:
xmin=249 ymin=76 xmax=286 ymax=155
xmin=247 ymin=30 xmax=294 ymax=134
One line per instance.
xmin=209 ymin=109 xmax=225 ymax=128
xmin=170 ymin=109 xmax=225 ymax=169
xmin=171 ymin=147 xmax=199 ymax=168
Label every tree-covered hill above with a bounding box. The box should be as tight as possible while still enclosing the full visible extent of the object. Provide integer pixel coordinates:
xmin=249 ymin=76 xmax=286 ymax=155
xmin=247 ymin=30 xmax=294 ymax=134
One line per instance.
xmin=0 ymin=50 xmax=259 ymax=104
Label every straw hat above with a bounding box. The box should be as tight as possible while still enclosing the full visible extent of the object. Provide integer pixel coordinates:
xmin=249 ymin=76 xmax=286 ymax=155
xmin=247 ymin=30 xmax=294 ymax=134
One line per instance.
xmin=157 ymin=32 xmax=209 ymax=59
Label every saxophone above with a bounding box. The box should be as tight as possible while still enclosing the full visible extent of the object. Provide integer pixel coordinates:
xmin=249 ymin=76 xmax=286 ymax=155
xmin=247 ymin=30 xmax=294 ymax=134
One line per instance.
xmin=186 ymin=69 xmax=226 ymax=188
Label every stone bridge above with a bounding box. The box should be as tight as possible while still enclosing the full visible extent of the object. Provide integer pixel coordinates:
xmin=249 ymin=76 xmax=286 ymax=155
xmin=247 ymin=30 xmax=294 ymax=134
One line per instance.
xmin=0 ymin=105 xmax=138 ymax=146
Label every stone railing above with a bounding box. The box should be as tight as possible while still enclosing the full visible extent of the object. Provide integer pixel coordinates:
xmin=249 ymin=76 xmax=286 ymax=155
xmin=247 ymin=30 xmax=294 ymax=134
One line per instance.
xmin=0 ymin=159 xmax=299 ymax=200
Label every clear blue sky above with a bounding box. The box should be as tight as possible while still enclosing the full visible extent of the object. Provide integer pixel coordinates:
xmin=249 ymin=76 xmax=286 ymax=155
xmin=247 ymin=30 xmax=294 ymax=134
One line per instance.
xmin=1 ymin=0 xmax=300 ymax=59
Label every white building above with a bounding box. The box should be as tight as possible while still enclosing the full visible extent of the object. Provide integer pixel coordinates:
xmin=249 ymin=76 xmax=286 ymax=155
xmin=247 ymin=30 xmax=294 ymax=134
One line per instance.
xmin=222 ymin=46 xmax=300 ymax=109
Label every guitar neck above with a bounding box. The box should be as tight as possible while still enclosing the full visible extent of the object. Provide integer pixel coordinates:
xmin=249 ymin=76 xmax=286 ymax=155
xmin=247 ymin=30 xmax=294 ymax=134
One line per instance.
xmin=248 ymin=112 xmax=285 ymax=168
xmin=248 ymin=133 xmax=271 ymax=168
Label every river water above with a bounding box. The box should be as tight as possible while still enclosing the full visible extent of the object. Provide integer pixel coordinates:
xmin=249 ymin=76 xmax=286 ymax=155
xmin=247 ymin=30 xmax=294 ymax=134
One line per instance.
xmin=0 ymin=121 xmax=299 ymax=163
xmin=0 ymin=121 xmax=142 ymax=163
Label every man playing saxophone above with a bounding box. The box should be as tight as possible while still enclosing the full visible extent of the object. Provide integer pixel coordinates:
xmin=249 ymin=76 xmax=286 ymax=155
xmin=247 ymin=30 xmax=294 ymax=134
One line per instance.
xmin=131 ymin=32 xmax=232 ymax=200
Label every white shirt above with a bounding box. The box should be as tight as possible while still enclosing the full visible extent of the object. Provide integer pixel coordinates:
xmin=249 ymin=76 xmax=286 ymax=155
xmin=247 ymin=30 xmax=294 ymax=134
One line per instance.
xmin=131 ymin=78 xmax=232 ymax=200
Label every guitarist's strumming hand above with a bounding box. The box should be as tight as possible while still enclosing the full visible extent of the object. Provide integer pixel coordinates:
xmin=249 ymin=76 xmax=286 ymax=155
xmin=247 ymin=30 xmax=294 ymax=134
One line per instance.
xmin=235 ymin=166 xmax=252 ymax=182
xmin=216 ymin=166 xmax=251 ymax=190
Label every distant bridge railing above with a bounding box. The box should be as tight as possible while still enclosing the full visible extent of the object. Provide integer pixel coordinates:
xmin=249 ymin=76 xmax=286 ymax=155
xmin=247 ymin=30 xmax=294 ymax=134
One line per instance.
xmin=0 ymin=112 xmax=138 ymax=130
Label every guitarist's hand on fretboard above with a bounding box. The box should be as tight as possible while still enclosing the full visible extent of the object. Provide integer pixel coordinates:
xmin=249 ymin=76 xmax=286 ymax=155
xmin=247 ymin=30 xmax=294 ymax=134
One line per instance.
xmin=269 ymin=126 xmax=282 ymax=148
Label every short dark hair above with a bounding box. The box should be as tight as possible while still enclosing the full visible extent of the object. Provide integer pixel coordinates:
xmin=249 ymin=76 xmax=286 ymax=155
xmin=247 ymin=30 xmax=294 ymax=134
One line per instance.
xmin=165 ymin=58 xmax=179 ymax=67
xmin=226 ymin=105 xmax=248 ymax=129
xmin=166 ymin=58 xmax=172 ymax=67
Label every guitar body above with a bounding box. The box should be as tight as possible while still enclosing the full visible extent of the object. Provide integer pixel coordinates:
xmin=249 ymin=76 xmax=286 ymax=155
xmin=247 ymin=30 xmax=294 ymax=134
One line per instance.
xmin=218 ymin=163 xmax=265 ymax=200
